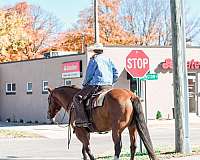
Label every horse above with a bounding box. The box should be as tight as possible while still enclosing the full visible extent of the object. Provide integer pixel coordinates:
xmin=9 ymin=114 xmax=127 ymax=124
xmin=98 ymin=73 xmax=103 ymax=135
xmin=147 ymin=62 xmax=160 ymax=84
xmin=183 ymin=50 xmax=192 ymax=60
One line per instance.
xmin=47 ymin=86 xmax=158 ymax=160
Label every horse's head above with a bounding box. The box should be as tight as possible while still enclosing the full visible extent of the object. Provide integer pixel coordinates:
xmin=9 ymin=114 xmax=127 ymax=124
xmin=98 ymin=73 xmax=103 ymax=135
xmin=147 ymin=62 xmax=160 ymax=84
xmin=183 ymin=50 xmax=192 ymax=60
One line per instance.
xmin=47 ymin=88 xmax=62 ymax=120
xmin=47 ymin=86 xmax=80 ymax=120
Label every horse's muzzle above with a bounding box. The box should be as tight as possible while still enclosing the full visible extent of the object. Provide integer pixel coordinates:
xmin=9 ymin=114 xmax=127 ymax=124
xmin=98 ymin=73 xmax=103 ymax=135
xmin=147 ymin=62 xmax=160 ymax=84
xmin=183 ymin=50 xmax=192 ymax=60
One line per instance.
xmin=47 ymin=112 xmax=52 ymax=120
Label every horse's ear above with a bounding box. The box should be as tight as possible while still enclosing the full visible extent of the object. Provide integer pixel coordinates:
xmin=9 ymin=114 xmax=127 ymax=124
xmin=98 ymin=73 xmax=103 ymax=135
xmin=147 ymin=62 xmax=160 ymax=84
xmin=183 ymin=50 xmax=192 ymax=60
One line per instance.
xmin=48 ymin=87 xmax=52 ymax=93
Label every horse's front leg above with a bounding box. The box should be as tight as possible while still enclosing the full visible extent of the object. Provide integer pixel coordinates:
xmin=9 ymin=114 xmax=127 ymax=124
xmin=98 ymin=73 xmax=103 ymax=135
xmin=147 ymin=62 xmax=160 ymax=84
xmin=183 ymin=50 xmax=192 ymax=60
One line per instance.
xmin=84 ymin=144 xmax=95 ymax=160
xmin=75 ymin=127 xmax=95 ymax=160
xmin=82 ymin=145 xmax=88 ymax=160
xmin=84 ymin=132 xmax=95 ymax=160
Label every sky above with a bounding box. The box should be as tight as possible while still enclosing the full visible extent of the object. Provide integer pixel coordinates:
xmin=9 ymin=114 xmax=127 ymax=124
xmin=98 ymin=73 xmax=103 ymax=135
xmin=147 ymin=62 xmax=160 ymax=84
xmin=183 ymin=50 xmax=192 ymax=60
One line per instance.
xmin=0 ymin=0 xmax=200 ymax=31
xmin=0 ymin=0 xmax=92 ymax=30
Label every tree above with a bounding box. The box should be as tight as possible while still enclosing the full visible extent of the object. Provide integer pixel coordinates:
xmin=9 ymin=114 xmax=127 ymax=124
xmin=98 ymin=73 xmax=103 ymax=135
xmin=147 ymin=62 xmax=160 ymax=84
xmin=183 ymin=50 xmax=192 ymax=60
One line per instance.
xmin=0 ymin=6 xmax=29 ymax=62
xmin=55 ymin=0 xmax=139 ymax=52
xmin=0 ymin=2 xmax=61 ymax=62
xmin=120 ymin=0 xmax=200 ymax=46
xmin=26 ymin=3 xmax=61 ymax=55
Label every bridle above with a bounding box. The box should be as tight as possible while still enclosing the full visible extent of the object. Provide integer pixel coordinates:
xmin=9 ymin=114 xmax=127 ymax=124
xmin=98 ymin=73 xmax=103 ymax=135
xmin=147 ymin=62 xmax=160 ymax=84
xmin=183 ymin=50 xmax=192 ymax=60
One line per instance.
xmin=48 ymin=88 xmax=74 ymax=149
xmin=48 ymin=91 xmax=72 ymax=124
xmin=48 ymin=91 xmax=62 ymax=117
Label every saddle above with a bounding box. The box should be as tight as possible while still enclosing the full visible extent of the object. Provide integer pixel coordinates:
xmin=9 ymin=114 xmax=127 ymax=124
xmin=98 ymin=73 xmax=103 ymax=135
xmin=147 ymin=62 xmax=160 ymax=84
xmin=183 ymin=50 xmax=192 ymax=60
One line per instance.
xmin=84 ymin=89 xmax=111 ymax=122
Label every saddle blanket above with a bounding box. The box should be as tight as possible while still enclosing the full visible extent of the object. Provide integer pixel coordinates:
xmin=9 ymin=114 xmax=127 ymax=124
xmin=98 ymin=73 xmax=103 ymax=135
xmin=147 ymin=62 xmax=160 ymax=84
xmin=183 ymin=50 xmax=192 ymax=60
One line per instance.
xmin=91 ymin=89 xmax=111 ymax=107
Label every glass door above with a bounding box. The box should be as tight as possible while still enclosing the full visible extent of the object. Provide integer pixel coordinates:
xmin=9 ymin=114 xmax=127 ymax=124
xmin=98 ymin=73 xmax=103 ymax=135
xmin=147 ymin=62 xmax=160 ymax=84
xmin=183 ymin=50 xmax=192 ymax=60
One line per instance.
xmin=188 ymin=73 xmax=197 ymax=113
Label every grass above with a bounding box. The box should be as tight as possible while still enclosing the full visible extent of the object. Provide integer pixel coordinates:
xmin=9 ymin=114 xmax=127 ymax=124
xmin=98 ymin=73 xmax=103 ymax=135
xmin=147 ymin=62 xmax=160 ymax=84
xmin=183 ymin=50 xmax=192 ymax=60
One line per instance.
xmin=96 ymin=145 xmax=200 ymax=160
xmin=0 ymin=129 xmax=43 ymax=138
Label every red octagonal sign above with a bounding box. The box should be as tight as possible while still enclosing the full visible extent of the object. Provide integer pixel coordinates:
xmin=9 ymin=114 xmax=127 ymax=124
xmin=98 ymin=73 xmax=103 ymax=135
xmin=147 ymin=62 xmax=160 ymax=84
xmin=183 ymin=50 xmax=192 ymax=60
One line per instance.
xmin=125 ymin=50 xmax=149 ymax=78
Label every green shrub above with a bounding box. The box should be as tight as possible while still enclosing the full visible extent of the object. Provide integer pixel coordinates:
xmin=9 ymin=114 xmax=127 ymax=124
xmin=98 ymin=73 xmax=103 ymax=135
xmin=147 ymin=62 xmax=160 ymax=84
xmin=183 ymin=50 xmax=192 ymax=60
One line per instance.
xmin=34 ymin=120 xmax=39 ymax=124
xmin=156 ymin=110 xmax=162 ymax=119
xmin=6 ymin=118 xmax=10 ymax=122
xmin=26 ymin=120 xmax=32 ymax=124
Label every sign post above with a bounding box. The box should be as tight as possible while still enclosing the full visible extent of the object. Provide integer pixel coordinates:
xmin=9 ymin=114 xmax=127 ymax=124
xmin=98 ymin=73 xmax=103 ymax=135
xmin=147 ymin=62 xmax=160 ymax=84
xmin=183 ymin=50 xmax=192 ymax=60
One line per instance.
xmin=125 ymin=50 xmax=150 ymax=153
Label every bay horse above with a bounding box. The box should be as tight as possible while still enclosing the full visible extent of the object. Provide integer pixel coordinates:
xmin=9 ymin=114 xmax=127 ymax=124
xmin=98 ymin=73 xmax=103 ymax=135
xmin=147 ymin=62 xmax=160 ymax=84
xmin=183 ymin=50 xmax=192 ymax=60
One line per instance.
xmin=47 ymin=86 xmax=158 ymax=160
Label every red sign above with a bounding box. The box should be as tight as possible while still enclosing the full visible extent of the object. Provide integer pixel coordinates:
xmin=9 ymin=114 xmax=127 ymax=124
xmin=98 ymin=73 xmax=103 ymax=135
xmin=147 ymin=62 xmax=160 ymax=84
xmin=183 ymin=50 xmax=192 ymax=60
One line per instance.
xmin=61 ymin=61 xmax=81 ymax=79
xmin=162 ymin=58 xmax=200 ymax=70
xmin=126 ymin=50 xmax=149 ymax=78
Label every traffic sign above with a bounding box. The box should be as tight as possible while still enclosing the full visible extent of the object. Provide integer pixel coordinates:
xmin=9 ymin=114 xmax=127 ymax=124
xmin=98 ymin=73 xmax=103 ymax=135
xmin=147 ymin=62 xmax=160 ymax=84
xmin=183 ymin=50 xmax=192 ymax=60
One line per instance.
xmin=140 ymin=73 xmax=158 ymax=81
xmin=125 ymin=50 xmax=149 ymax=78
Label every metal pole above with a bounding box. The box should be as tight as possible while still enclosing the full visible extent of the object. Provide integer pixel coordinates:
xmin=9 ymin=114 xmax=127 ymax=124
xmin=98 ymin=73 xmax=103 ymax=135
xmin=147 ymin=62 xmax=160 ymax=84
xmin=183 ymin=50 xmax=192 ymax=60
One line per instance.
xmin=136 ymin=78 xmax=143 ymax=153
xmin=144 ymin=80 xmax=148 ymax=124
xmin=170 ymin=0 xmax=191 ymax=153
xmin=94 ymin=0 xmax=100 ymax=44
xmin=81 ymin=33 xmax=85 ymax=53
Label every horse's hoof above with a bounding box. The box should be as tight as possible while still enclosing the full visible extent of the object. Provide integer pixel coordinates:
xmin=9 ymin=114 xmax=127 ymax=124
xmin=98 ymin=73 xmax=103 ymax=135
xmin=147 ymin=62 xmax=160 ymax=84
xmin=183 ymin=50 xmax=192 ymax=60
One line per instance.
xmin=114 ymin=155 xmax=119 ymax=160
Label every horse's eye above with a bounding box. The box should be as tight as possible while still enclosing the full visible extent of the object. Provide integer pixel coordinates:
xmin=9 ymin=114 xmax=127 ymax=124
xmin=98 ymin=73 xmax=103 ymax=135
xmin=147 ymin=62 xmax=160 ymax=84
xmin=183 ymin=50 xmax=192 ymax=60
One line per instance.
xmin=55 ymin=109 xmax=59 ymax=112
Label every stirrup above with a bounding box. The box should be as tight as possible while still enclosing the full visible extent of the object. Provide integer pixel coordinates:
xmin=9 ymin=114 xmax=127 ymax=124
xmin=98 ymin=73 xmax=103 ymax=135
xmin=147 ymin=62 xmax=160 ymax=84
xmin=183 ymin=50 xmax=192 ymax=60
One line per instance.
xmin=78 ymin=95 xmax=83 ymax=99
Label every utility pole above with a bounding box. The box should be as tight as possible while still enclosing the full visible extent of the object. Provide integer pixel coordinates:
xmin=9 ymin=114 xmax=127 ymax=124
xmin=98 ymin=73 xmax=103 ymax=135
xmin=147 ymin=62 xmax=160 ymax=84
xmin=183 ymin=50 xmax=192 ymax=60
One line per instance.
xmin=170 ymin=0 xmax=191 ymax=153
xmin=94 ymin=0 xmax=100 ymax=44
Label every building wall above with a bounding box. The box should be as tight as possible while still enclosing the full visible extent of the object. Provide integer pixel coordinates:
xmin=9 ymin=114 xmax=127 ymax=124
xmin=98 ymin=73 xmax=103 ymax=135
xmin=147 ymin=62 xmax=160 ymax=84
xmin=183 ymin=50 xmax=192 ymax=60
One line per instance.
xmin=102 ymin=47 xmax=200 ymax=119
xmin=0 ymin=47 xmax=200 ymax=123
xmin=0 ymin=54 xmax=86 ymax=123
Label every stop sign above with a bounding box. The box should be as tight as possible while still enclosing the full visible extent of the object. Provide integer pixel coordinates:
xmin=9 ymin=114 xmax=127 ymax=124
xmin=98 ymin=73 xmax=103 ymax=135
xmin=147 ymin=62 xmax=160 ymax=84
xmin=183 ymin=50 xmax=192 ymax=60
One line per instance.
xmin=125 ymin=50 xmax=149 ymax=78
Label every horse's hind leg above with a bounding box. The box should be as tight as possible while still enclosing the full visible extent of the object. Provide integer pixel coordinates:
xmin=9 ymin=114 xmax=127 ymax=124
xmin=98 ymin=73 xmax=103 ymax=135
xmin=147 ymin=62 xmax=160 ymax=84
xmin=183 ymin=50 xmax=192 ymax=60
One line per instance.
xmin=128 ymin=125 xmax=137 ymax=160
xmin=112 ymin=130 xmax=122 ymax=160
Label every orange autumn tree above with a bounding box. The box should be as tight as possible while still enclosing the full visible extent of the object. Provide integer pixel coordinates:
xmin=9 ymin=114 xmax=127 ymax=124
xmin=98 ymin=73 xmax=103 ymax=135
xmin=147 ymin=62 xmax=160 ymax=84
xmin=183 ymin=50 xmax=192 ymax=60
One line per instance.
xmin=0 ymin=2 xmax=60 ymax=62
xmin=55 ymin=0 xmax=140 ymax=52
xmin=0 ymin=4 xmax=29 ymax=62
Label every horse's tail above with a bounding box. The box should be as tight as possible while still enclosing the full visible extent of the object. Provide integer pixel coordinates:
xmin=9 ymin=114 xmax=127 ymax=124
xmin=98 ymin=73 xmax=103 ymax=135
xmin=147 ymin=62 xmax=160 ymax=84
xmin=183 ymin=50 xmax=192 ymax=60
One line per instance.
xmin=131 ymin=96 xmax=157 ymax=160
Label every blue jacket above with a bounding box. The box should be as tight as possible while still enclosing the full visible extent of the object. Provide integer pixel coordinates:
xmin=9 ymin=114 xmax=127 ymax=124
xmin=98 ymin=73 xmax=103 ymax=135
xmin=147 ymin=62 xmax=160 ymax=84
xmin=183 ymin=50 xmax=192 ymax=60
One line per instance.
xmin=83 ymin=54 xmax=119 ymax=86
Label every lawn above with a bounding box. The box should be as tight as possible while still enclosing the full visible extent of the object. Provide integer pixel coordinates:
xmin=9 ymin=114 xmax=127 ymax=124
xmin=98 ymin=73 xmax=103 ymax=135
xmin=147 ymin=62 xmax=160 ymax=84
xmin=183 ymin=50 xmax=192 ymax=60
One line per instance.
xmin=96 ymin=145 xmax=200 ymax=160
xmin=0 ymin=129 xmax=43 ymax=138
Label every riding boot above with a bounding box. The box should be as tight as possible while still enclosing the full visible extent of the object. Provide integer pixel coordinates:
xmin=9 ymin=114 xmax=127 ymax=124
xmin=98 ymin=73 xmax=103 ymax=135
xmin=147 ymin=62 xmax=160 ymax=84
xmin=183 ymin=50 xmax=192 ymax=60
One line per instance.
xmin=73 ymin=85 xmax=98 ymax=132
xmin=74 ymin=103 xmax=90 ymax=127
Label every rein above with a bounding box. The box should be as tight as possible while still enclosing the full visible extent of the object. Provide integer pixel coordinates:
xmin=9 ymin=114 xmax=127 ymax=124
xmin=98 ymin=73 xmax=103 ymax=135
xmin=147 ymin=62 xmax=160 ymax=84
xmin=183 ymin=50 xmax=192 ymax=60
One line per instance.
xmin=54 ymin=109 xmax=68 ymax=128
xmin=54 ymin=101 xmax=73 ymax=149
xmin=50 ymin=87 xmax=78 ymax=149
xmin=67 ymin=106 xmax=73 ymax=149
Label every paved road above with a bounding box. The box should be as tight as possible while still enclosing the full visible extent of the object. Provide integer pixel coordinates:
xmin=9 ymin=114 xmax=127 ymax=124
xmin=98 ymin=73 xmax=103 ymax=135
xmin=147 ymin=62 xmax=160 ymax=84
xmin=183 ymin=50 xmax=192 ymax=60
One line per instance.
xmin=0 ymin=115 xmax=200 ymax=160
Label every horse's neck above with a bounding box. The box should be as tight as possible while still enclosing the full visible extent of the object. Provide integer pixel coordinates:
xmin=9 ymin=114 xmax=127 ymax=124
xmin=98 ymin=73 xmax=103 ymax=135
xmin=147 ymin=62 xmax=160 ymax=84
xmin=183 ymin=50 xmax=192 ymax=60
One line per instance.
xmin=56 ymin=87 xmax=78 ymax=111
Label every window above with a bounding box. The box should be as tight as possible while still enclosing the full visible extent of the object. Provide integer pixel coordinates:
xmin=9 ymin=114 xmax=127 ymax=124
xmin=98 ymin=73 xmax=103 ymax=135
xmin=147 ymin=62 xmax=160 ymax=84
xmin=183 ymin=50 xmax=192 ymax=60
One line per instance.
xmin=64 ymin=79 xmax=71 ymax=86
xmin=42 ymin=81 xmax=48 ymax=94
xmin=6 ymin=83 xmax=16 ymax=95
xmin=27 ymin=82 xmax=32 ymax=94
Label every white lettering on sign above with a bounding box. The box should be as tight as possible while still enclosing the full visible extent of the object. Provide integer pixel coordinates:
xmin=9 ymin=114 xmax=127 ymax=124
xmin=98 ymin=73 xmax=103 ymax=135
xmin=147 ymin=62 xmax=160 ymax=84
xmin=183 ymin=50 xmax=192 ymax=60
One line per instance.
xmin=127 ymin=58 xmax=149 ymax=69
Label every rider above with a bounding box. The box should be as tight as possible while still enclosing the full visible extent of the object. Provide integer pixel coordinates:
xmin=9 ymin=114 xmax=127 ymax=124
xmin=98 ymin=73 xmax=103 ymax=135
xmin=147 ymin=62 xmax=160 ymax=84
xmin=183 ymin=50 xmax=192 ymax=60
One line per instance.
xmin=73 ymin=43 xmax=119 ymax=130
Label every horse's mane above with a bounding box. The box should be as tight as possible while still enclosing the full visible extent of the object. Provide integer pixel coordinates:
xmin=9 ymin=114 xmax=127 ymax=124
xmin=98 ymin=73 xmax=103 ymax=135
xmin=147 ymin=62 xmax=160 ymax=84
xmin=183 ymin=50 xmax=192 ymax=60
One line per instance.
xmin=54 ymin=85 xmax=80 ymax=92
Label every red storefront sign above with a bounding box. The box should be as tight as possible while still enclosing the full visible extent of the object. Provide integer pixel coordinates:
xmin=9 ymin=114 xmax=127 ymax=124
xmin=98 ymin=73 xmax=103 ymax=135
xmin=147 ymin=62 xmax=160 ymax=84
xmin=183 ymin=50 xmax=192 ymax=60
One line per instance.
xmin=162 ymin=58 xmax=200 ymax=70
xmin=62 ymin=61 xmax=82 ymax=78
